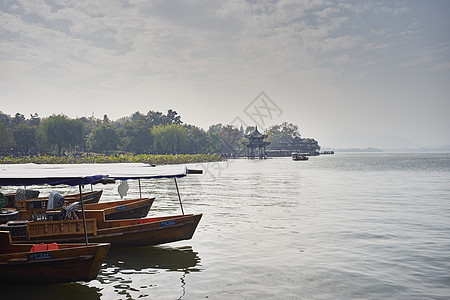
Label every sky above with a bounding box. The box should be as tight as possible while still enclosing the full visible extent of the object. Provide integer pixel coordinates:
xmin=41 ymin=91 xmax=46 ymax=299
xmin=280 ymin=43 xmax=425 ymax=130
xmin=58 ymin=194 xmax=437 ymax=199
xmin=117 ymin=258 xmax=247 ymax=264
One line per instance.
xmin=1 ymin=0 xmax=449 ymax=149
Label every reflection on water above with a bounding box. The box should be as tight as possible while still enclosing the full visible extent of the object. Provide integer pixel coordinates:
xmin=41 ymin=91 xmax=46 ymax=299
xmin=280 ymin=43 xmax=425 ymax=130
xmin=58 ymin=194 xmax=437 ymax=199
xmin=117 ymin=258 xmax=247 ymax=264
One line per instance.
xmin=0 ymin=245 xmax=201 ymax=300
xmin=104 ymin=245 xmax=201 ymax=272
xmin=0 ymin=281 xmax=102 ymax=300
xmin=87 ymin=245 xmax=202 ymax=299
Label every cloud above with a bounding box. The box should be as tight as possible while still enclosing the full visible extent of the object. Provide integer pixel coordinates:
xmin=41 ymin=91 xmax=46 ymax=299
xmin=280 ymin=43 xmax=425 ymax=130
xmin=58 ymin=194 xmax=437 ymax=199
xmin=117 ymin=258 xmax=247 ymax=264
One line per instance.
xmin=379 ymin=4 xmax=408 ymax=16
xmin=432 ymin=61 xmax=450 ymax=71
xmin=0 ymin=0 xmax=412 ymax=114
xmin=1 ymin=0 xmax=449 ymax=146
xmin=400 ymin=43 xmax=450 ymax=71
xmin=1 ymin=0 xmax=374 ymax=85
xmin=16 ymin=0 xmax=52 ymax=18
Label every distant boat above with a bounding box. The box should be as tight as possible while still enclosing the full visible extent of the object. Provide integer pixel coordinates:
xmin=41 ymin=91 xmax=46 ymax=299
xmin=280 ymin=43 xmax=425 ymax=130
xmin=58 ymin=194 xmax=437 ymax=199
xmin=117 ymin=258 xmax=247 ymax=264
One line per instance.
xmin=292 ymin=153 xmax=309 ymax=161
xmin=321 ymin=151 xmax=335 ymax=155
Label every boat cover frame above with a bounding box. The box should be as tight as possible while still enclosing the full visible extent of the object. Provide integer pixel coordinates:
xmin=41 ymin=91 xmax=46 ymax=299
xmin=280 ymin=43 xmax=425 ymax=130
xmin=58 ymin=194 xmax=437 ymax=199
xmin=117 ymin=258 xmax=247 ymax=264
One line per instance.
xmin=0 ymin=163 xmax=189 ymax=186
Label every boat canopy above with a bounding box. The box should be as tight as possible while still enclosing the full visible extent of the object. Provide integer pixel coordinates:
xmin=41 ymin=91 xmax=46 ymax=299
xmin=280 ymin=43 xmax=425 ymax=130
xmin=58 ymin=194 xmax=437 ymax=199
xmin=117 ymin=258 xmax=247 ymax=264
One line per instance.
xmin=0 ymin=163 xmax=191 ymax=187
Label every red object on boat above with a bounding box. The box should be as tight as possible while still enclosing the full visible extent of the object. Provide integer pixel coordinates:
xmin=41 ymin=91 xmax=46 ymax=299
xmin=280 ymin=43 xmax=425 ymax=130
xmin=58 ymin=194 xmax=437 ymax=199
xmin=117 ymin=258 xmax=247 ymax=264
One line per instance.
xmin=47 ymin=243 xmax=59 ymax=250
xmin=30 ymin=243 xmax=59 ymax=252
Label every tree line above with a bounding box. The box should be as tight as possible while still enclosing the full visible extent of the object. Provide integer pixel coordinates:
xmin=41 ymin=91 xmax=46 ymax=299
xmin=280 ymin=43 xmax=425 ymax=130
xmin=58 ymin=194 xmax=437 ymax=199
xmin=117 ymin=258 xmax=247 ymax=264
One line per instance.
xmin=0 ymin=110 xmax=318 ymax=156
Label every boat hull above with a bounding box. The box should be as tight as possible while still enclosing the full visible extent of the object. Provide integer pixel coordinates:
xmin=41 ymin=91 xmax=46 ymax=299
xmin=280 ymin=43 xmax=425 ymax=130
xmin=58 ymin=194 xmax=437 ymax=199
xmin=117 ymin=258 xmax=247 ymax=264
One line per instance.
xmin=12 ymin=190 xmax=103 ymax=211
xmin=11 ymin=214 xmax=202 ymax=248
xmin=86 ymin=198 xmax=154 ymax=221
xmin=0 ymin=232 xmax=110 ymax=284
xmin=14 ymin=197 xmax=154 ymax=222
xmin=104 ymin=202 xmax=152 ymax=220
xmin=91 ymin=214 xmax=202 ymax=247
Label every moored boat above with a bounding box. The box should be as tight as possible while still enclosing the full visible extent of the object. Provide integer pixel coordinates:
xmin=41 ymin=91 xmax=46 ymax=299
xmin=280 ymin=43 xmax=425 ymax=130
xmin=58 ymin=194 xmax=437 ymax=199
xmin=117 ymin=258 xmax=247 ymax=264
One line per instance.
xmin=0 ymin=163 xmax=204 ymax=248
xmin=0 ymin=208 xmax=18 ymax=224
xmin=0 ymin=165 xmax=117 ymax=284
xmin=7 ymin=212 xmax=202 ymax=248
xmin=0 ymin=230 xmax=110 ymax=284
xmin=292 ymin=153 xmax=309 ymax=161
xmin=86 ymin=197 xmax=154 ymax=221
xmin=10 ymin=190 xmax=103 ymax=210
xmin=0 ymin=193 xmax=19 ymax=223
xmin=13 ymin=197 xmax=155 ymax=222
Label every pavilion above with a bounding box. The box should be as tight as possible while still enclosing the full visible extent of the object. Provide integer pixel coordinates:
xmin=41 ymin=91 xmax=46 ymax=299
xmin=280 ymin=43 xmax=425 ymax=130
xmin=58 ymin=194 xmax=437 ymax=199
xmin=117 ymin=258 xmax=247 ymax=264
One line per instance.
xmin=243 ymin=127 xmax=270 ymax=159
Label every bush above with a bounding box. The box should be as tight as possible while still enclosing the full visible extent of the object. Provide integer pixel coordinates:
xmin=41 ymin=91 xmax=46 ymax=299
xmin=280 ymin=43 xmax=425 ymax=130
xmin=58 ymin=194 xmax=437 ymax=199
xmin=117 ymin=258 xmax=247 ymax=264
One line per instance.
xmin=0 ymin=153 xmax=222 ymax=165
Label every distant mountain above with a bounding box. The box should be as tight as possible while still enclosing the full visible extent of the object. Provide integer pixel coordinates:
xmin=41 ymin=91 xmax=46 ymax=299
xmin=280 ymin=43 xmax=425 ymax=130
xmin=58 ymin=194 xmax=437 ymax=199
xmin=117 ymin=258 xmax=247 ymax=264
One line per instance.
xmin=321 ymin=129 xmax=421 ymax=150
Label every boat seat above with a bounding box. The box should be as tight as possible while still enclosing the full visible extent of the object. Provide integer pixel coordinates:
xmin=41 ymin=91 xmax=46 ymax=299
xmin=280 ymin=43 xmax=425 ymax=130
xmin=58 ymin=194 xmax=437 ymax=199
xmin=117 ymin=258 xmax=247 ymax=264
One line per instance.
xmin=14 ymin=189 xmax=40 ymax=208
xmin=15 ymin=188 xmax=40 ymax=201
xmin=60 ymin=202 xmax=79 ymax=220
xmin=47 ymin=191 xmax=65 ymax=210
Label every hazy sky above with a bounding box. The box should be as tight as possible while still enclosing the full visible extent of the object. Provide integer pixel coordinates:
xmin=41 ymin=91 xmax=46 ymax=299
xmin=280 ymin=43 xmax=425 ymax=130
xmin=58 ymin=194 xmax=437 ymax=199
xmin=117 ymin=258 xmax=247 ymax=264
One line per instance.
xmin=1 ymin=0 xmax=449 ymax=148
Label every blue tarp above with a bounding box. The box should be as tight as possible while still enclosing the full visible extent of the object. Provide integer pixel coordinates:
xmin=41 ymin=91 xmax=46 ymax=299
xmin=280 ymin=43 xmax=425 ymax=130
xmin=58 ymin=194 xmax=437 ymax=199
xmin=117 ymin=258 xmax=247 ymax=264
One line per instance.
xmin=0 ymin=175 xmax=106 ymax=187
xmin=0 ymin=163 xmax=190 ymax=187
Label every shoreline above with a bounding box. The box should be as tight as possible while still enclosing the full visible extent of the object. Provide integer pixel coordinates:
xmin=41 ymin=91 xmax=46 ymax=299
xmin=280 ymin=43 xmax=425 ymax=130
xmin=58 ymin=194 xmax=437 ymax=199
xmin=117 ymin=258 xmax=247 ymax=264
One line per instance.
xmin=0 ymin=153 xmax=223 ymax=165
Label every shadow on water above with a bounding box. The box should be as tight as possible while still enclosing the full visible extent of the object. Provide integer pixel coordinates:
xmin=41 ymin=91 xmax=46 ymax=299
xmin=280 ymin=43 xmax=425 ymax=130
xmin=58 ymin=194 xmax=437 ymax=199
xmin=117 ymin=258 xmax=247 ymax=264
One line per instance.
xmin=93 ymin=245 xmax=202 ymax=299
xmin=0 ymin=282 xmax=102 ymax=300
xmin=103 ymin=245 xmax=201 ymax=273
xmin=0 ymin=245 xmax=201 ymax=300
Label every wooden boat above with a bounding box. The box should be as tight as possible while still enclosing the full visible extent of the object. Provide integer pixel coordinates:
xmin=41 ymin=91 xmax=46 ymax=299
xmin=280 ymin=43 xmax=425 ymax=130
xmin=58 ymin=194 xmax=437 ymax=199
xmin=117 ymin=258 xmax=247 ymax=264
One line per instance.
xmin=321 ymin=150 xmax=334 ymax=155
xmin=13 ymin=197 xmax=155 ymax=222
xmin=292 ymin=153 xmax=309 ymax=161
xmin=0 ymin=166 xmax=113 ymax=284
xmin=0 ymin=230 xmax=110 ymax=284
xmin=87 ymin=197 xmax=154 ymax=221
xmin=1 ymin=193 xmax=19 ymax=223
xmin=1 ymin=163 xmax=203 ymax=248
xmin=0 ymin=208 xmax=19 ymax=224
xmin=10 ymin=190 xmax=103 ymax=210
xmin=7 ymin=212 xmax=202 ymax=248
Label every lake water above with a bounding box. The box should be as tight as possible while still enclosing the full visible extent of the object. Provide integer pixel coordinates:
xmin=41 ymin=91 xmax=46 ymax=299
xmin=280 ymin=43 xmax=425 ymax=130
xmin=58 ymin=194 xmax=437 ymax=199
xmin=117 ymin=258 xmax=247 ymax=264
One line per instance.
xmin=2 ymin=152 xmax=450 ymax=299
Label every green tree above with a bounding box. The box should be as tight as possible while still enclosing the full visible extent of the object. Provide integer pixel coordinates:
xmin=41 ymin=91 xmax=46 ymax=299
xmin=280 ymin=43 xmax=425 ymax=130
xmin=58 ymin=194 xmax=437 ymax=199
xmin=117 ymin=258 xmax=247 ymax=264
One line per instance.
xmin=205 ymin=132 xmax=224 ymax=153
xmin=119 ymin=120 xmax=153 ymax=154
xmin=219 ymin=125 xmax=243 ymax=153
xmin=164 ymin=109 xmax=182 ymax=125
xmin=13 ymin=123 xmax=36 ymax=154
xmin=265 ymin=122 xmax=301 ymax=149
xmin=145 ymin=109 xmax=182 ymax=127
xmin=36 ymin=115 xmax=84 ymax=155
xmin=0 ymin=112 xmax=12 ymax=128
xmin=130 ymin=111 xmax=145 ymax=123
xmin=208 ymin=123 xmax=223 ymax=135
xmin=184 ymin=125 xmax=208 ymax=154
xmin=87 ymin=123 xmax=120 ymax=155
xmin=79 ymin=116 xmax=102 ymax=152
xmin=28 ymin=113 xmax=40 ymax=127
xmin=152 ymin=124 xmax=188 ymax=154
xmin=12 ymin=113 xmax=26 ymax=127
xmin=0 ymin=122 xmax=15 ymax=154
xmin=206 ymin=124 xmax=227 ymax=153
xmin=145 ymin=111 xmax=164 ymax=127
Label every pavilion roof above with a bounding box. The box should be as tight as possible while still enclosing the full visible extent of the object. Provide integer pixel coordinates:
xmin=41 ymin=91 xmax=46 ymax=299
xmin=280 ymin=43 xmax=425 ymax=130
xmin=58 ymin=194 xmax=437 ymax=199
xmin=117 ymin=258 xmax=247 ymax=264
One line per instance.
xmin=244 ymin=126 xmax=268 ymax=139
